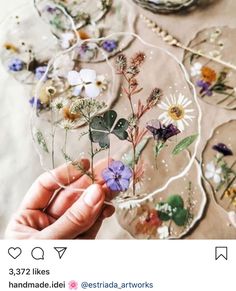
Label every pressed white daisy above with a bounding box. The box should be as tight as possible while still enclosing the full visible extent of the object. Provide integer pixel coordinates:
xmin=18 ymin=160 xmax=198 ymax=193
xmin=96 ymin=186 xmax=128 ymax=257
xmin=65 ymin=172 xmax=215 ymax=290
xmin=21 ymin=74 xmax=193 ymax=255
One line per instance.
xmin=158 ymin=93 xmax=195 ymax=131
xmin=59 ymin=119 xmax=76 ymax=130
xmin=205 ymin=161 xmax=222 ymax=184
xmin=51 ymin=97 xmax=68 ymax=111
xmin=96 ymin=75 xmax=108 ymax=92
xmin=190 ymin=62 xmax=202 ymax=77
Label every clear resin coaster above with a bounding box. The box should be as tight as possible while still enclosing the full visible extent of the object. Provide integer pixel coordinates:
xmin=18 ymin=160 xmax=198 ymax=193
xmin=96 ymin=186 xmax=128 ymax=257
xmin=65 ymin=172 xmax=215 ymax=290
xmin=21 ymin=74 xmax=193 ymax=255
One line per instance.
xmin=0 ymin=3 xmax=77 ymax=84
xmin=34 ymin=0 xmax=112 ymax=29
xmin=35 ymin=0 xmax=136 ymax=62
xmin=183 ymin=26 xmax=236 ymax=110
xmin=132 ymin=0 xmax=198 ymax=13
xmin=202 ymin=120 xmax=236 ymax=228
xmin=31 ymin=34 xmax=201 ymax=204
xmin=117 ymin=159 xmax=206 ymax=239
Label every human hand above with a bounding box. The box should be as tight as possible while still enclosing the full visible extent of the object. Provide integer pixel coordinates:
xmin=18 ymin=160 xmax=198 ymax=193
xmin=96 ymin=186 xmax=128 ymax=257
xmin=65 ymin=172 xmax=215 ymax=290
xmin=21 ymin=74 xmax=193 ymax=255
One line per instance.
xmin=5 ymin=159 xmax=115 ymax=239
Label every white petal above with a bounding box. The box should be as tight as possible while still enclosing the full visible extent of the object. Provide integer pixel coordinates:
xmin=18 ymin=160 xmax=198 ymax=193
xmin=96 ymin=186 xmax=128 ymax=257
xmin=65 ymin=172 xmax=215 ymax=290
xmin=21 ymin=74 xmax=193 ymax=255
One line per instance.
xmin=195 ymin=62 xmax=202 ymax=69
xmin=177 ymin=120 xmax=185 ymax=131
xmin=206 ymin=161 xmax=215 ymax=171
xmin=183 ymin=99 xmax=192 ymax=107
xmin=73 ymin=85 xmax=83 ymax=96
xmin=80 ymin=69 xmax=97 ymax=83
xmin=215 ymin=167 xmax=222 ymax=174
xmin=178 ymin=93 xmax=185 ymax=105
xmin=213 ymin=174 xmax=221 ymax=184
xmin=68 ymin=71 xmax=82 ymax=86
xmin=158 ymin=102 xmax=169 ymax=110
xmin=85 ymin=83 xmax=100 ymax=98
xmin=205 ymin=171 xmax=214 ymax=179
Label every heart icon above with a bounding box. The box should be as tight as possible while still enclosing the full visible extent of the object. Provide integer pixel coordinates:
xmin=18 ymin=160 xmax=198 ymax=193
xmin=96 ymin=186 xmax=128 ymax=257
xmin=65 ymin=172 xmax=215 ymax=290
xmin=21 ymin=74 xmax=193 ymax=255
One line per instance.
xmin=8 ymin=247 xmax=22 ymax=259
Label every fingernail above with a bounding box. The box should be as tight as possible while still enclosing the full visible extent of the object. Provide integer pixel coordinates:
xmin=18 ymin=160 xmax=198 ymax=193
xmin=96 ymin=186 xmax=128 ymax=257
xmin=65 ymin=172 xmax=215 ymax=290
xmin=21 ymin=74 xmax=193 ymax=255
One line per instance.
xmin=84 ymin=184 xmax=104 ymax=207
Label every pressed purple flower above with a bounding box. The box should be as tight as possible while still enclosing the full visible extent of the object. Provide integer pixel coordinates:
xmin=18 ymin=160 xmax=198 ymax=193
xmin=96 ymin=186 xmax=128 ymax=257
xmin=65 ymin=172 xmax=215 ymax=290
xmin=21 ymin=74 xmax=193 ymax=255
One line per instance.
xmin=212 ymin=143 xmax=233 ymax=156
xmin=102 ymin=161 xmax=132 ymax=192
xmin=8 ymin=58 xmax=24 ymax=72
xmin=45 ymin=5 xmax=57 ymax=13
xmin=35 ymin=66 xmax=47 ymax=80
xmin=102 ymin=40 xmax=118 ymax=53
xmin=196 ymin=80 xmax=212 ymax=96
xmin=29 ymin=97 xmax=43 ymax=110
xmin=147 ymin=123 xmax=181 ymax=142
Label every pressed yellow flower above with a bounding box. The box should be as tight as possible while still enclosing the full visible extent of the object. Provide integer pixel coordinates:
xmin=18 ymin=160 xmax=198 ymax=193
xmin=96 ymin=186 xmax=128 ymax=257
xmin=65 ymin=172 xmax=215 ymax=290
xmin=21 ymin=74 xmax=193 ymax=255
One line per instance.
xmin=201 ymin=66 xmax=217 ymax=83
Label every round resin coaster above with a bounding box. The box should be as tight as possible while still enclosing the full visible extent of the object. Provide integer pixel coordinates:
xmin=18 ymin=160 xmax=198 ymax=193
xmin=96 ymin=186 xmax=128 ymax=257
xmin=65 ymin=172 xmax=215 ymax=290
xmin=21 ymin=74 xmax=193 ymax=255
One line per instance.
xmin=0 ymin=3 xmax=77 ymax=85
xmin=116 ymin=159 xmax=206 ymax=239
xmin=202 ymin=120 xmax=236 ymax=227
xmin=34 ymin=0 xmax=112 ymax=29
xmin=31 ymin=34 xmax=201 ymax=204
xmin=132 ymin=0 xmax=198 ymax=13
xmin=183 ymin=26 xmax=236 ymax=110
xmin=35 ymin=0 xmax=136 ymax=63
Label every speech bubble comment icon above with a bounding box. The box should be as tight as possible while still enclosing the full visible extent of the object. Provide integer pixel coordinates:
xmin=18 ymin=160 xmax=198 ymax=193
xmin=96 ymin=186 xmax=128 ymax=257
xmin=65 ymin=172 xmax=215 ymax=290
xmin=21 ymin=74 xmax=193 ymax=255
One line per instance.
xmin=31 ymin=247 xmax=45 ymax=260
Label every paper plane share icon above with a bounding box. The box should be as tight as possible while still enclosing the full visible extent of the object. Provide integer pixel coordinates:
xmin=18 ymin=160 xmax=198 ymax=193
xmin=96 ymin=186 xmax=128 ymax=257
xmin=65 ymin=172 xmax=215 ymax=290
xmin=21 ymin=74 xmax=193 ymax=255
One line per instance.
xmin=54 ymin=247 xmax=67 ymax=259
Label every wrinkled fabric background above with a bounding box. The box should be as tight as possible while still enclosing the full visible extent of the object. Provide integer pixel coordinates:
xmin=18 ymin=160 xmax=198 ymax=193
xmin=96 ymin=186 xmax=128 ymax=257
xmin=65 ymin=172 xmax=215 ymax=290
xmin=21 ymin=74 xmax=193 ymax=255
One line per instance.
xmin=0 ymin=0 xmax=235 ymax=239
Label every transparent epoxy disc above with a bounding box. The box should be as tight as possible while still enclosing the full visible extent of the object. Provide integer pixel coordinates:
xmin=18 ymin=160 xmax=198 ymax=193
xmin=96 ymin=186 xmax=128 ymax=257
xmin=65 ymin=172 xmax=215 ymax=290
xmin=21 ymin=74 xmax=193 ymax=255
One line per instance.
xmin=35 ymin=0 xmax=136 ymax=63
xmin=202 ymin=120 xmax=236 ymax=217
xmin=0 ymin=3 xmax=77 ymax=85
xmin=34 ymin=0 xmax=112 ymax=29
xmin=183 ymin=26 xmax=236 ymax=110
xmin=132 ymin=0 xmax=198 ymax=13
xmin=116 ymin=159 xmax=206 ymax=239
xmin=31 ymin=34 xmax=201 ymax=204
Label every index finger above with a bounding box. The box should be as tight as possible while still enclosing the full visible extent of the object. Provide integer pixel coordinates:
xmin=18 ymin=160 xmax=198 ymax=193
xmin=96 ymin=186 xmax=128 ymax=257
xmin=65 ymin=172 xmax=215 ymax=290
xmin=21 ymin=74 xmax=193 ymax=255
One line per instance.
xmin=20 ymin=159 xmax=90 ymax=210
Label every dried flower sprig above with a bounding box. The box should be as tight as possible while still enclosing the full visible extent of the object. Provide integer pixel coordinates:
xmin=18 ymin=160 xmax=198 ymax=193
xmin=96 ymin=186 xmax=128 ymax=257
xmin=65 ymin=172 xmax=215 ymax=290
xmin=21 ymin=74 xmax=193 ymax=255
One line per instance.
xmin=115 ymin=52 xmax=162 ymax=196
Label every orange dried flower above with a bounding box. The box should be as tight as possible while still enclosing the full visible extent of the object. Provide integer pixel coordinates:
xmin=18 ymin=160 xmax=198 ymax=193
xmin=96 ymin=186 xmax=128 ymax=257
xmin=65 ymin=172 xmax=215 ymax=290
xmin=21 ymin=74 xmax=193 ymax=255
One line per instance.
xmin=4 ymin=42 xmax=19 ymax=53
xmin=201 ymin=66 xmax=217 ymax=83
xmin=63 ymin=107 xmax=80 ymax=121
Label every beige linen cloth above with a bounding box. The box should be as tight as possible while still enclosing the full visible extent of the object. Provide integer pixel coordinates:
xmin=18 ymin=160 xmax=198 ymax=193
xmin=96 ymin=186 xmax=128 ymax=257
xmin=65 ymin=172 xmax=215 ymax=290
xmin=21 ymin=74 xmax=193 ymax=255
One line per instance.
xmin=0 ymin=0 xmax=235 ymax=239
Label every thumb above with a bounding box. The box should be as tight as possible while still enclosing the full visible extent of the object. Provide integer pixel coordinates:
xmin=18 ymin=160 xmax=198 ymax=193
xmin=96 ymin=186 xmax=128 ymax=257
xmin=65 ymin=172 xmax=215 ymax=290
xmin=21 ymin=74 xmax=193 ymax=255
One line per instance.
xmin=36 ymin=184 xmax=105 ymax=239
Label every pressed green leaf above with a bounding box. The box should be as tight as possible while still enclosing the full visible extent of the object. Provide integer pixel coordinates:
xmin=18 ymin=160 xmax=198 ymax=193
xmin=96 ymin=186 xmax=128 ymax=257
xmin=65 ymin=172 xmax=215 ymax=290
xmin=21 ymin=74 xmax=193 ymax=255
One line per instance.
xmin=90 ymin=131 xmax=110 ymax=148
xmin=159 ymin=212 xmax=171 ymax=221
xmin=90 ymin=116 xmax=107 ymax=130
xmin=122 ymin=138 xmax=149 ymax=166
xmin=103 ymin=110 xmax=117 ymax=130
xmin=167 ymin=195 xmax=184 ymax=209
xmin=172 ymin=134 xmax=198 ymax=155
xmin=173 ymin=208 xmax=189 ymax=226
xmin=34 ymin=129 xmax=49 ymax=153
xmin=112 ymin=118 xmax=129 ymax=140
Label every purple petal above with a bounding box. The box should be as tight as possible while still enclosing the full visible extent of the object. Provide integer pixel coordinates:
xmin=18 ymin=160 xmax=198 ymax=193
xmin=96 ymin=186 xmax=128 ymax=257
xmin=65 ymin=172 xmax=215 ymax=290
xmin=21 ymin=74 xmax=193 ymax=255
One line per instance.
xmin=120 ymin=166 xmax=132 ymax=180
xmin=118 ymin=179 xmax=130 ymax=191
xmin=106 ymin=179 xmax=123 ymax=192
xmin=109 ymin=161 xmax=125 ymax=174
xmin=212 ymin=143 xmax=233 ymax=156
xmin=102 ymin=168 xmax=114 ymax=181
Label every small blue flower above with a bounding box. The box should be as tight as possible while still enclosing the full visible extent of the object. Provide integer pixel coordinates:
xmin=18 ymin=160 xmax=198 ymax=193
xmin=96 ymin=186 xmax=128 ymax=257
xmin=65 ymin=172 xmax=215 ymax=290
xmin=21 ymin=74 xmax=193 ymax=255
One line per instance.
xmin=35 ymin=66 xmax=47 ymax=80
xmin=102 ymin=40 xmax=118 ymax=53
xmin=8 ymin=58 xmax=24 ymax=72
xmin=29 ymin=97 xmax=43 ymax=110
xmin=102 ymin=161 xmax=132 ymax=192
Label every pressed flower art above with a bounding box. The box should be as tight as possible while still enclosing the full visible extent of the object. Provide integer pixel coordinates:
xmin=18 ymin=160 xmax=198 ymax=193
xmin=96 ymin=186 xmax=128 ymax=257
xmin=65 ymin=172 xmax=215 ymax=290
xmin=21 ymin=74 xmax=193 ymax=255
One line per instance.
xmin=183 ymin=26 xmax=236 ymax=109
xmin=117 ymin=160 xmax=206 ymax=239
xmin=32 ymin=35 xmax=200 ymax=205
xmin=202 ymin=120 xmax=236 ymax=222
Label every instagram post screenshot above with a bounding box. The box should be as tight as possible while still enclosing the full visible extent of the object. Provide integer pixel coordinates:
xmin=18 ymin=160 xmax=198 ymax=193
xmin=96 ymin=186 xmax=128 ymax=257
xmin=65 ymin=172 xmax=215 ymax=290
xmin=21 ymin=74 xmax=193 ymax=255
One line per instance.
xmin=0 ymin=0 xmax=235 ymax=290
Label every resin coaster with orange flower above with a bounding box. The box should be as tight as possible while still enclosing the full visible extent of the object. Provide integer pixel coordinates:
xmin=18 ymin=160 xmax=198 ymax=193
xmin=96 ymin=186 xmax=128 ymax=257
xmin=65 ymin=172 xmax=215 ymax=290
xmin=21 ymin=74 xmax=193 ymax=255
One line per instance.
xmin=183 ymin=26 xmax=236 ymax=110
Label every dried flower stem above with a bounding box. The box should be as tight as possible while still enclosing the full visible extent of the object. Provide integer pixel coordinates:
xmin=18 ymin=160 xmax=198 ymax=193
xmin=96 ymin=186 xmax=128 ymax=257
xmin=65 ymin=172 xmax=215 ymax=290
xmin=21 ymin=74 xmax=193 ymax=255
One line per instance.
xmin=140 ymin=14 xmax=236 ymax=72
